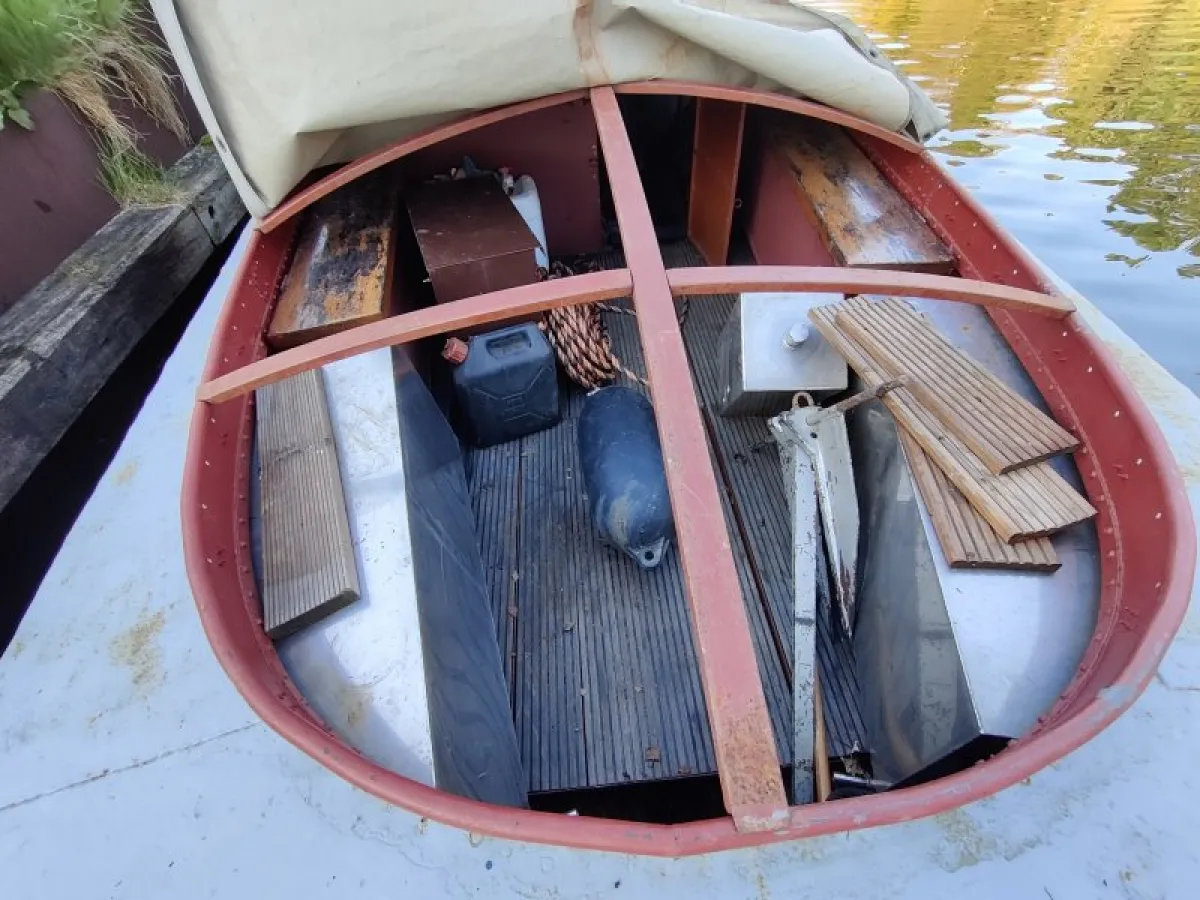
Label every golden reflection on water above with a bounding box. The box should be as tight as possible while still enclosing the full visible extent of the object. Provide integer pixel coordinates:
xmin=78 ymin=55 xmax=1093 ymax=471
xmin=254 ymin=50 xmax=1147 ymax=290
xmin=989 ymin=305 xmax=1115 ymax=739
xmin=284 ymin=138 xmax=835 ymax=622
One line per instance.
xmin=814 ymin=0 xmax=1200 ymax=391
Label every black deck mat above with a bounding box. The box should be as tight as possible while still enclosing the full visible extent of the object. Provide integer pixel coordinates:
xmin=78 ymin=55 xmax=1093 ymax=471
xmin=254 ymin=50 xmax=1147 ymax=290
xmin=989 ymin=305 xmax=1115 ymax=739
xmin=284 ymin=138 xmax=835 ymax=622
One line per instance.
xmin=465 ymin=243 xmax=865 ymax=794
xmin=663 ymin=242 xmax=868 ymax=757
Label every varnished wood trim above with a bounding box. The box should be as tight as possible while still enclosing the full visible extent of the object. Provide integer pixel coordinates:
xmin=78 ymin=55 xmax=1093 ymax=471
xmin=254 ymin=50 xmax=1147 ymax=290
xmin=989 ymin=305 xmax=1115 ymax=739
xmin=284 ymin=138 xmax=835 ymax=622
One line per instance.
xmin=667 ymin=265 xmax=1076 ymax=318
xmin=197 ymin=270 xmax=632 ymax=403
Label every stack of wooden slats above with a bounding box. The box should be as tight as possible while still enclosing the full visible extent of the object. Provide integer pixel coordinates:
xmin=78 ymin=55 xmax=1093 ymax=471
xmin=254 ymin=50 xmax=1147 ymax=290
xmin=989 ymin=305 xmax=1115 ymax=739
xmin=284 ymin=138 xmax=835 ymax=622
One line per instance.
xmin=810 ymin=296 xmax=1096 ymax=572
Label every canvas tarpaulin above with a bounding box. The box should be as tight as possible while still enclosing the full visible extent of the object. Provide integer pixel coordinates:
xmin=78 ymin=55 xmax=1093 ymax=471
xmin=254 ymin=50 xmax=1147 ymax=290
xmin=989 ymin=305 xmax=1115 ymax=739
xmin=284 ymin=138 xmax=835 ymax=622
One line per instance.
xmin=151 ymin=0 xmax=948 ymax=219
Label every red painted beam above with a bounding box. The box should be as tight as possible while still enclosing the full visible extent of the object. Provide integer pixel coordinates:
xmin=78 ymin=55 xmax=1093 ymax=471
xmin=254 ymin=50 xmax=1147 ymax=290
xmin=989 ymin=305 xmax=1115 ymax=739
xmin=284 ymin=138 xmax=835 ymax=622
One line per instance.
xmin=687 ymin=98 xmax=745 ymax=265
xmin=258 ymin=82 xmax=919 ymax=236
xmin=614 ymin=80 xmax=921 ymax=153
xmin=259 ymin=90 xmax=590 ymax=233
xmin=590 ymin=86 xmax=789 ymax=833
xmin=667 ymin=265 xmax=1076 ymax=318
xmin=197 ymin=269 xmax=632 ymax=403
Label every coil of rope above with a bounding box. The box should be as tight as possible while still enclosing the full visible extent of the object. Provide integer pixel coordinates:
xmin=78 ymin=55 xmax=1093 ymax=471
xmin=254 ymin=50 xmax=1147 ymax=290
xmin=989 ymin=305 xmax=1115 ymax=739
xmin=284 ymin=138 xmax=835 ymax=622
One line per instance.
xmin=539 ymin=259 xmax=689 ymax=391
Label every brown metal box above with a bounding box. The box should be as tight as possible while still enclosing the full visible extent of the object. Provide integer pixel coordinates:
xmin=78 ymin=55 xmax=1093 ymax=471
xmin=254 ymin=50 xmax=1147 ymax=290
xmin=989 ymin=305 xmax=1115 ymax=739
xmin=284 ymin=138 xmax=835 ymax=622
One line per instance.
xmin=407 ymin=178 xmax=540 ymax=319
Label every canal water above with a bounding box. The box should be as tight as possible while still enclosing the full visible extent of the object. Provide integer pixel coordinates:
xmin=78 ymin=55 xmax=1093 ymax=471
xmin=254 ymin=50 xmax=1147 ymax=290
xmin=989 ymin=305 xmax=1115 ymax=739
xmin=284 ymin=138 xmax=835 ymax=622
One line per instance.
xmin=815 ymin=0 xmax=1200 ymax=393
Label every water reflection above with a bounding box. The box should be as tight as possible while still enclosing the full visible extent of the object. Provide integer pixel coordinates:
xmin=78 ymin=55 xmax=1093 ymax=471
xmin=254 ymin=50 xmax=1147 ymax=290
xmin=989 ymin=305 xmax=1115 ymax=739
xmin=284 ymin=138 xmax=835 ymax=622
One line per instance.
xmin=814 ymin=0 xmax=1200 ymax=392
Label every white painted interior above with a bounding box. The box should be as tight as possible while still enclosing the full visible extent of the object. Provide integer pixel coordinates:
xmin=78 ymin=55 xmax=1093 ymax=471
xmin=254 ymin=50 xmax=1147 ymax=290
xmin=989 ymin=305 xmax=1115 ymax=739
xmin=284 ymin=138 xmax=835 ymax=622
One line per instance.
xmin=1 ymin=229 xmax=1197 ymax=897
xmin=275 ymin=349 xmax=436 ymax=787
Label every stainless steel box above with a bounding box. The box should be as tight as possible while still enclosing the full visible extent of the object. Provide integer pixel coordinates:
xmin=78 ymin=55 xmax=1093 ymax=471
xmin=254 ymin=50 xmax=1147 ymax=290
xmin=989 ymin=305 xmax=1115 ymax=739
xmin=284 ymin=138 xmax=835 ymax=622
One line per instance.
xmin=717 ymin=292 xmax=848 ymax=417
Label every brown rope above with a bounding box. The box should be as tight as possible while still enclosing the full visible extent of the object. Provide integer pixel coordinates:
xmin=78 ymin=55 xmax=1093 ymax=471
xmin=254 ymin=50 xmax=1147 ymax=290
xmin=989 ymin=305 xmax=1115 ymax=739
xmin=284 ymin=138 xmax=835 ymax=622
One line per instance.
xmin=539 ymin=259 xmax=688 ymax=390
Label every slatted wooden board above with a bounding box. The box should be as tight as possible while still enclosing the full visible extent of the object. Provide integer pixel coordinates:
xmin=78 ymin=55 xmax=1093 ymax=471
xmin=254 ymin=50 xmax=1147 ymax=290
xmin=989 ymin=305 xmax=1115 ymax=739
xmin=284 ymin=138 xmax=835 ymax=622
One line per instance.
xmin=898 ymin=429 xmax=1060 ymax=571
xmin=768 ymin=116 xmax=955 ymax=274
xmin=836 ymin=297 xmax=1078 ymax=474
xmin=256 ymin=369 xmax=359 ymax=639
xmin=809 ymin=305 xmax=1096 ymax=543
xmin=266 ymin=178 xmax=398 ymax=350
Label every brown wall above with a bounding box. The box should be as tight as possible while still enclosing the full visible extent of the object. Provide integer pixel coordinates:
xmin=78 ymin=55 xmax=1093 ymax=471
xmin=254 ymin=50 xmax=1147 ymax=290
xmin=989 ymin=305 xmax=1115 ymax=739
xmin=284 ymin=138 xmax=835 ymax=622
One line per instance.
xmin=0 ymin=86 xmax=204 ymax=314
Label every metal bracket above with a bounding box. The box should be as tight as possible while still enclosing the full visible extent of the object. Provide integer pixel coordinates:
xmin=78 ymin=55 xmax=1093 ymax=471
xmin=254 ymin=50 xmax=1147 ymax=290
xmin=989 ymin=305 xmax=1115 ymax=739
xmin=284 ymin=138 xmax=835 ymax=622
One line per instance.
xmin=769 ymin=381 xmax=904 ymax=802
xmin=772 ymin=379 xmax=905 ymax=636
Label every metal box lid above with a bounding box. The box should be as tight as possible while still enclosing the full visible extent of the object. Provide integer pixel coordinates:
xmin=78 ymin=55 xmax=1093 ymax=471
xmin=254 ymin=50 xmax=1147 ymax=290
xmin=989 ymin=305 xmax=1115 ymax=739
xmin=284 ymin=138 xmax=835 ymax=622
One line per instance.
xmin=733 ymin=292 xmax=848 ymax=392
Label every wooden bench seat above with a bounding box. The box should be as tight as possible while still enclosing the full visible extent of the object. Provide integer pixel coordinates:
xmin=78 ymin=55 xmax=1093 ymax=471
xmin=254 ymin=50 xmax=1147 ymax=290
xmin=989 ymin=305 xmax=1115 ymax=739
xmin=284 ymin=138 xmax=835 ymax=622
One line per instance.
xmin=267 ymin=178 xmax=399 ymax=350
xmin=768 ymin=116 xmax=955 ymax=274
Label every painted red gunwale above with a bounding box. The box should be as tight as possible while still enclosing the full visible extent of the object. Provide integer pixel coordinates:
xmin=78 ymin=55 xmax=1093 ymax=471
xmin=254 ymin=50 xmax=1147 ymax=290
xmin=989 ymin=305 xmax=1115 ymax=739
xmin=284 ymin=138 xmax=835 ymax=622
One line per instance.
xmin=182 ymin=82 xmax=1195 ymax=856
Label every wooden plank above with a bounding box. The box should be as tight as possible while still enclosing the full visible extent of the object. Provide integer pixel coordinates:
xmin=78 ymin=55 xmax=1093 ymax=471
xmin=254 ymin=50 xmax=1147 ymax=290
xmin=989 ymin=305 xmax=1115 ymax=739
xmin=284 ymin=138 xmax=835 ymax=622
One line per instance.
xmin=266 ymin=180 xmax=399 ymax=350
xmin=897 ymin=429 xmax=1060 ymax=572
xmin=257 ymin=369 xmax=359 ymax=639
xmin=767 ymin=117 xmax=955 ymax=274
xmin=809 ymin=305 xmax=1096 ymax=542
xmin=592 ymin=86 xmax=788 ymax=833
xmin=837 ymin=297 xmax=1079 ymax=474
xmin=813 ymin=673 xmax=832 ymax=803
xmin=198 ymin=270 xmax=633 ymax=403
xmin=666 ymin=265 xmax=1076 ymax=318
xmin=688 ymin=99 xmax=745 ymax=266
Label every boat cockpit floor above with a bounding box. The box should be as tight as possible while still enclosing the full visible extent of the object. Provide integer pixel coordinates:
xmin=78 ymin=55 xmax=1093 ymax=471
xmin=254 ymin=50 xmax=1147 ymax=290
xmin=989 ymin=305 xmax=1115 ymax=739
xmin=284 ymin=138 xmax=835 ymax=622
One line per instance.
xmin=465 ymin=242 xmax=867 ymax=796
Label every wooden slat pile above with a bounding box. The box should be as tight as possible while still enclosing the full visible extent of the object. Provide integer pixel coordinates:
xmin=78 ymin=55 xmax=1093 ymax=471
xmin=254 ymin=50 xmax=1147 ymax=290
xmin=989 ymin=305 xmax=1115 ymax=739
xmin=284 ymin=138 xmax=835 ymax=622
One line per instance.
xmin=810 ymin=297 xmax=1096 ymax=571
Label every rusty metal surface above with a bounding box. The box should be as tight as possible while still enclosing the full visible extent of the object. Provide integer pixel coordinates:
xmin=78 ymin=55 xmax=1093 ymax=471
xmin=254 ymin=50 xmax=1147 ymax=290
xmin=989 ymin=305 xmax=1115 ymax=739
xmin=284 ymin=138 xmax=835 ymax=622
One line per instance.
xmin=687 ymin=99 xmax=744 ymax=266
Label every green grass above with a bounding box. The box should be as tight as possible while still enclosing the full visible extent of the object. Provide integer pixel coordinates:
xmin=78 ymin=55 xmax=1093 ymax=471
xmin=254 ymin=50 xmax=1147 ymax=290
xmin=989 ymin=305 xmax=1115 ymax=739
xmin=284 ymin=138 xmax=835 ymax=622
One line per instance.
xmin=0 ymin=0 xmax=126 ymax=108
xmin=99 ymin=139 xmax=182 ymax=206
xmin=0 ymin=0 xmax=188 ymax=205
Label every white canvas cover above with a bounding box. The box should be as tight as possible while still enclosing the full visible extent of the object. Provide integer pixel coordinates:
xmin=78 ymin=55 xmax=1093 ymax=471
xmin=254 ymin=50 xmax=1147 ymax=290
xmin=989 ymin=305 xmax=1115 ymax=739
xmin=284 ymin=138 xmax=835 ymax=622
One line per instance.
xmin=151 ymin=0 xmax=948 ymax=219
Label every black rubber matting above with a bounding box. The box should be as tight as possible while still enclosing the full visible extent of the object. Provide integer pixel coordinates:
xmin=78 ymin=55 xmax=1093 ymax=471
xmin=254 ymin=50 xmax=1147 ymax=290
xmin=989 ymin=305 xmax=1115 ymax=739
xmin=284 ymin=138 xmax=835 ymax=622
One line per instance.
xmin=464 ymin=243 xmax=865 ymax=794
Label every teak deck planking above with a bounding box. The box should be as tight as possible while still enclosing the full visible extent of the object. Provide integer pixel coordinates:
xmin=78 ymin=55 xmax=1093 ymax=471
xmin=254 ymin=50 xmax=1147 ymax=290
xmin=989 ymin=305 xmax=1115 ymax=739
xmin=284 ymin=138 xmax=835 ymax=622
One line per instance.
xmin=837 ymin=297 xmax=1079 ymax=474
xmin=898 ymin=429 xmax=1060 ymax=571
xmin=809 ymin=304 xmax=1096 ymax=543
xmin=256 ymin=369 xmax=360 ymax=639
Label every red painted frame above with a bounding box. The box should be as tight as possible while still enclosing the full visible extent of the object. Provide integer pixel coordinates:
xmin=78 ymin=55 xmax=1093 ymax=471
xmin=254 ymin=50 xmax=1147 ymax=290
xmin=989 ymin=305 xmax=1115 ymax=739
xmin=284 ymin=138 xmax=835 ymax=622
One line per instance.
xmin=183 ymin=82 xmax=1195 ymax=856
xmin=591 ymin=87 xmax=787 ymax=831
xmin=258 ymin=81 xmax=921 ymax=236
xmin=195 ymin=271 xmax=1072 ymax=402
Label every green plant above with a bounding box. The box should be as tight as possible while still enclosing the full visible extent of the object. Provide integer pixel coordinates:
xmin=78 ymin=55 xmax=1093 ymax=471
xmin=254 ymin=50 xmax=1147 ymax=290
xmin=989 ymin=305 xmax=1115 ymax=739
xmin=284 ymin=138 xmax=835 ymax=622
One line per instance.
xmin=0 ymin=83 xmax=34 ymax=130
xmin=0 ymin=0 xmax=187 ymax=187
xmin=98 ymin=137 xmax=182 ymax=207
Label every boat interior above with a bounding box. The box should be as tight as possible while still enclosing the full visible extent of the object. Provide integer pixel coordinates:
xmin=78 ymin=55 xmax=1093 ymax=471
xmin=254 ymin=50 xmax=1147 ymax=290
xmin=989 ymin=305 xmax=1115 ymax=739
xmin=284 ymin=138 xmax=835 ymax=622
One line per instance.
xmin=181 ymin=84 xmax=1187 ymax=847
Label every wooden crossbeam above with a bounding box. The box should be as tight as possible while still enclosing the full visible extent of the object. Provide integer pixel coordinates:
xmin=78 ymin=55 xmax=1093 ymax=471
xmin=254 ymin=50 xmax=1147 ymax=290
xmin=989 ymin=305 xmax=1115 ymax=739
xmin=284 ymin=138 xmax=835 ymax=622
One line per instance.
xmin=667 ymin=265 xmax=1076 ymax=317
xmin=196 ymin=270 xmax=632 ymax=403
xmin=591 ymin=86 xmax=788 ymax=833
xmin=257 ymin=369 xmax=359 ymax=638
